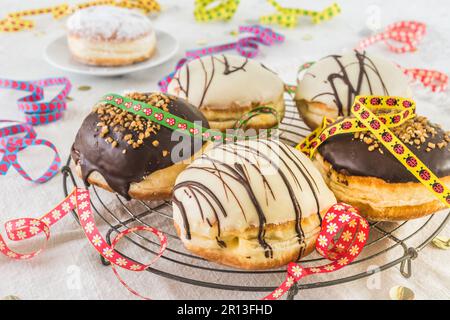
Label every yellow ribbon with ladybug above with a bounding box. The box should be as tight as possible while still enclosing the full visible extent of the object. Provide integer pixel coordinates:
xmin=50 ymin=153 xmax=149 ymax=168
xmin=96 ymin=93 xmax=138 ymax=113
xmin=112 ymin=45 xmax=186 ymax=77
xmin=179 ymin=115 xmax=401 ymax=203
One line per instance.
xmin=0 ymin=0 xmax=160 ymax=32
xmin=297 ymin=95 xmax=450 ymax=208
xmin=193 ymin=0 xmax=341 ymax=27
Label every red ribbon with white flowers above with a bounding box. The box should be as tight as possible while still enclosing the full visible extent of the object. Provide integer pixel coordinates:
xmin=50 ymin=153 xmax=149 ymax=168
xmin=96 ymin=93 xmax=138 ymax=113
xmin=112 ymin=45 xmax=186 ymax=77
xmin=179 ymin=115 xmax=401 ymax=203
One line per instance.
xmin=0 ymin=187 xmax=368 ymax=299
xmin=403 ymin=68 xmax=448 ymax=93
xmin=0 ymin=187 xmax=167 ymax=299
xmin=263 ymin=203 xmax=369 ymax=300
xmin=357 ymin=21 xmax=426 ymax=53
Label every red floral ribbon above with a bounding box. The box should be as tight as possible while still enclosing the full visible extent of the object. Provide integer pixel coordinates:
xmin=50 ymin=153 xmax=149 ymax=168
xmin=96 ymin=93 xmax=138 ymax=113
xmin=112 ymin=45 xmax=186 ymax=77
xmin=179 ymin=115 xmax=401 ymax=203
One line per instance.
xmin=356 ymin=21 xmax=426 ymax=53
xmin=403 ymin=68 xmax=448 ymax=93
xmin=0 ymin=186 xmax=369 ymax=299
xmin=0 ymin=187 xmax=167 ymax=299
xmin=263 ymin=203 xmax=369 ymax=300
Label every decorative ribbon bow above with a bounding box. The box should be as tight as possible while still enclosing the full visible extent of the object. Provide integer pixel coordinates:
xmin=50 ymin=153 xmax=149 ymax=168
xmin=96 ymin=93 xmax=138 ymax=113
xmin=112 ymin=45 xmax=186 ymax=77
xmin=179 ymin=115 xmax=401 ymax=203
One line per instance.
xmin=297 ymin=95 xmax=450 ymax=208
xmin=264 ymin=203 xmax=369 ymax=300
xmin=158 ymin=25 xmax=284 ymax=92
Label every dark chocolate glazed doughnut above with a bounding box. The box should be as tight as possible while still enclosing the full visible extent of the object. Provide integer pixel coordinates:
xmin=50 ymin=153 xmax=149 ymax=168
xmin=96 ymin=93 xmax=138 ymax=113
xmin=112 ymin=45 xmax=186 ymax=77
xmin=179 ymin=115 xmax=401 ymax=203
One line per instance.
xmin=71 ymin=92 xmax=209 ymax=199
xmin=318 ymin=116 xmax=450 ymax=182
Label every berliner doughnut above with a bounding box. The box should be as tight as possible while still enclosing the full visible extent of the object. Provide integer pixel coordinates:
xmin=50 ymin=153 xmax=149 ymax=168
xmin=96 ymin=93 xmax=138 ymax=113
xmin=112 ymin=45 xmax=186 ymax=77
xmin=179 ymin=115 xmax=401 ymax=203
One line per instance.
xmin=172 ymin=139 xmax=337 ymax=269
xmin=66 ymin=6 xmax=156 ymax=66
xmin=71 ymin=92 xmax=209 ymax=200
xmin=295 ymin=51 xmax=412 ymax=129
xmin=313 ymin=115 xmax=450 ymax=221
xmin=167 ymin=54 xmax=285 ymax=131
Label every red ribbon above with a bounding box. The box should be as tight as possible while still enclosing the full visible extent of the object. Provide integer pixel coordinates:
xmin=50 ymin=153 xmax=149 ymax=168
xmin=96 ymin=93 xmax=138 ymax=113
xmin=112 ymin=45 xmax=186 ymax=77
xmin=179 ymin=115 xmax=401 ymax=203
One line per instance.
xmin=0 ymin=188 xmax=167 ymax=299
xmin=403 ymin=68 xmax=448 ymax=93
xmin=0 ymin=188 xmax=368 ymax=299
xmin=263 ymin=203 xmax=369 ymax=300
xmin=357 ymin=21 xmax=426 ymax=53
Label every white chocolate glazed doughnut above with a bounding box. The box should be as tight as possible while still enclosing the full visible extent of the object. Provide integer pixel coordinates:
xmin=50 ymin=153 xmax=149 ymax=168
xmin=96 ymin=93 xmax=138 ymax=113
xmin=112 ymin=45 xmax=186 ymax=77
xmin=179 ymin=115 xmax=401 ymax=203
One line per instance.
xmin=295 ymin=51 xmax=412 ymax=129
xmin=172 ymin=139 xmax=336 ymax=269
xmin=167 ymin=54 xmax=285 ymax=131
xmin=67 ymin=6 xmax=156 ymax=66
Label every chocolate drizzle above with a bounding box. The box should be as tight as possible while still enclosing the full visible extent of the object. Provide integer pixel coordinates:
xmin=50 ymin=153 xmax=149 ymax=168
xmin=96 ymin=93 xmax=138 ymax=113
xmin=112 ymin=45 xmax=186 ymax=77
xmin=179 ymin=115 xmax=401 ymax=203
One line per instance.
xmin=71 ymin=93 xmax=209 ymax=200
xmin=309 ymin=51 xmax=390 ymax=116
xmin=173 ymin=54 xmax=264 ymax=108
xmin=173 ymin=140 xmax=326 ymax=261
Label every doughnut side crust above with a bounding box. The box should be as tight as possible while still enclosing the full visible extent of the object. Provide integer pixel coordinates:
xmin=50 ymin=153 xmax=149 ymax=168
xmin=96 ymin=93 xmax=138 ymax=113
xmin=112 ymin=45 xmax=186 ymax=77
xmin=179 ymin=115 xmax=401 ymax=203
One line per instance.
xmin=67 ymin=32 xmax=156 ymax=66
xmin=201 ymin=93 xmax=285 ymax=131
xmin=74 ymin=141 xmax=210 ymax=201
xmin=313 ymin=153 xmax=450 ymax=221
xmin=295 ymin=99 xmax=338 ymax=130
xmin=174 ymin=210 xmax=324 ymax=270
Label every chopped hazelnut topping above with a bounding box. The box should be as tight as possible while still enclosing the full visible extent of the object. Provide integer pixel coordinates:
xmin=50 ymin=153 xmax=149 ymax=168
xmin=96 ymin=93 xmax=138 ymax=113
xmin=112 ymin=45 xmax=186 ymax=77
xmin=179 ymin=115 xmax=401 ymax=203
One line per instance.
xmin=349 ymin=114 xmax=447 ymax=154
xmin=94 ymin=92 xmax=172 ymax=151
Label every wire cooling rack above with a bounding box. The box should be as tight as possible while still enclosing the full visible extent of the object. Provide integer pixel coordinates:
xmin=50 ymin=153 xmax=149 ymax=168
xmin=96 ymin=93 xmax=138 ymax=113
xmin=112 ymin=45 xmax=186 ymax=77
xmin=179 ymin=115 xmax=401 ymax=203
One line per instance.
xmin=62 ymin=94 xmax=450 ymax=299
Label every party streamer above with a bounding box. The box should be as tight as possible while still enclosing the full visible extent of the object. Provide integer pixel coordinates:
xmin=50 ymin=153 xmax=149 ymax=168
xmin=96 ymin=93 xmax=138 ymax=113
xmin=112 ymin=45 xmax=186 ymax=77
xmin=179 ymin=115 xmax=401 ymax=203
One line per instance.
xmin=158 ymin=25 xmax=284 ymax=92
xmin=297 ymin=95 xmax=450 ymax=208
xmin=356 ymin=21 xmax=426 ymax=53
xmin=193 ymin=0 xmax=341 ymax=28
xmin=264 ymin=203 xmax=368 ymax=300
xmin=0 ymin=0 xmax=160 ymax=32
xmin=0 ymin=121 xmax=61 ymax=183
xmin=0 ymin=77 xmax=71 ymax=182
xmin=0 ymin=77 xmax=71 ymax=125
xmin=260 ymin=0 xmax=341 ymax=28
xmin=194 ymin=0 xmax=240 ymax=22
xmin=0 ymin=187 xmax=167 ymax=300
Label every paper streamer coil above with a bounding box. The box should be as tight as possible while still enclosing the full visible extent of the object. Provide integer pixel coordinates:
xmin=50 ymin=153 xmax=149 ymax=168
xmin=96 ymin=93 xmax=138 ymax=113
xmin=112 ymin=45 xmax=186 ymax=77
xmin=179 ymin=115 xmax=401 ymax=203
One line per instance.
xmin=260 ymin=0 xmax=341 ymax=28
xmin=0 ymin=77 xmax=71 ymax=182
xmin=357 ymin=21 xmax=426 ymax=53
xmin=0 ymin=0 xmax=160 ymax=32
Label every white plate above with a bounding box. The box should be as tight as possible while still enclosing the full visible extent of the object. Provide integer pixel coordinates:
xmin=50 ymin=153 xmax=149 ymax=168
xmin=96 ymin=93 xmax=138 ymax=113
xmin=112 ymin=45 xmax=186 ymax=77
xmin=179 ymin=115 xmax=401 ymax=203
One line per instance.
xmin=44 ymin=29 xmax=179 ymax=77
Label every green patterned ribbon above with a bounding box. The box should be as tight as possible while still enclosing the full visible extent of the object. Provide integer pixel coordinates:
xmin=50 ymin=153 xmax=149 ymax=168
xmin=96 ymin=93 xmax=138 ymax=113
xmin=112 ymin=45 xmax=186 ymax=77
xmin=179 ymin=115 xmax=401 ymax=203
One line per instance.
xmin=99 ymin=93 xmax=279 ymax=142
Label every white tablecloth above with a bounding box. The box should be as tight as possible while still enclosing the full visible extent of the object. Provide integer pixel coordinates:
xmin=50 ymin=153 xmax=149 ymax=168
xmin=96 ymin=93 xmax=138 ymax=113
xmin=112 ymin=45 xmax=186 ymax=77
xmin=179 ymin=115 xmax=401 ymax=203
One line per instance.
xmin=0 ymin=0 xmax=449 ymax=300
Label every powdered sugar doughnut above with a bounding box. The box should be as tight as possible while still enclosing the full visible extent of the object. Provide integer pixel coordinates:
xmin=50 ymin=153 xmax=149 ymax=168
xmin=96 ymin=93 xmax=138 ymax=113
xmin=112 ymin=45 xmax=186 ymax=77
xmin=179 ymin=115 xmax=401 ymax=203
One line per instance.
xmin=67 ymin=6 xmax=156 ymax=66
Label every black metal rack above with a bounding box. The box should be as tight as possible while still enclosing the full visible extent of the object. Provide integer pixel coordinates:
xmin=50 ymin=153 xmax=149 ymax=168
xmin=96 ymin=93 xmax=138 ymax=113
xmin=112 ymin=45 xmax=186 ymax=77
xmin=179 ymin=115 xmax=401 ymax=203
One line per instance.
xmin=62 ymin=94 xmax=449 ymax=299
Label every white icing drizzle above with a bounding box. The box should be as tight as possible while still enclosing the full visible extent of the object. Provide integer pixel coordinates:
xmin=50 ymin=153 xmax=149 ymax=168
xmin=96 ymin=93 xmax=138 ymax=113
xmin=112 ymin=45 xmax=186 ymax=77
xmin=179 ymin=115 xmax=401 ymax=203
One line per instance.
xmin=67 ymin=6 xmax=154 ymax=41
xmin=295 ymin=51 xmax=412 ymax=115
xmin=172 ymin=139 xmax=336 ymax=258
xmin=167 ymin=54 xmax=285 ymax=110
